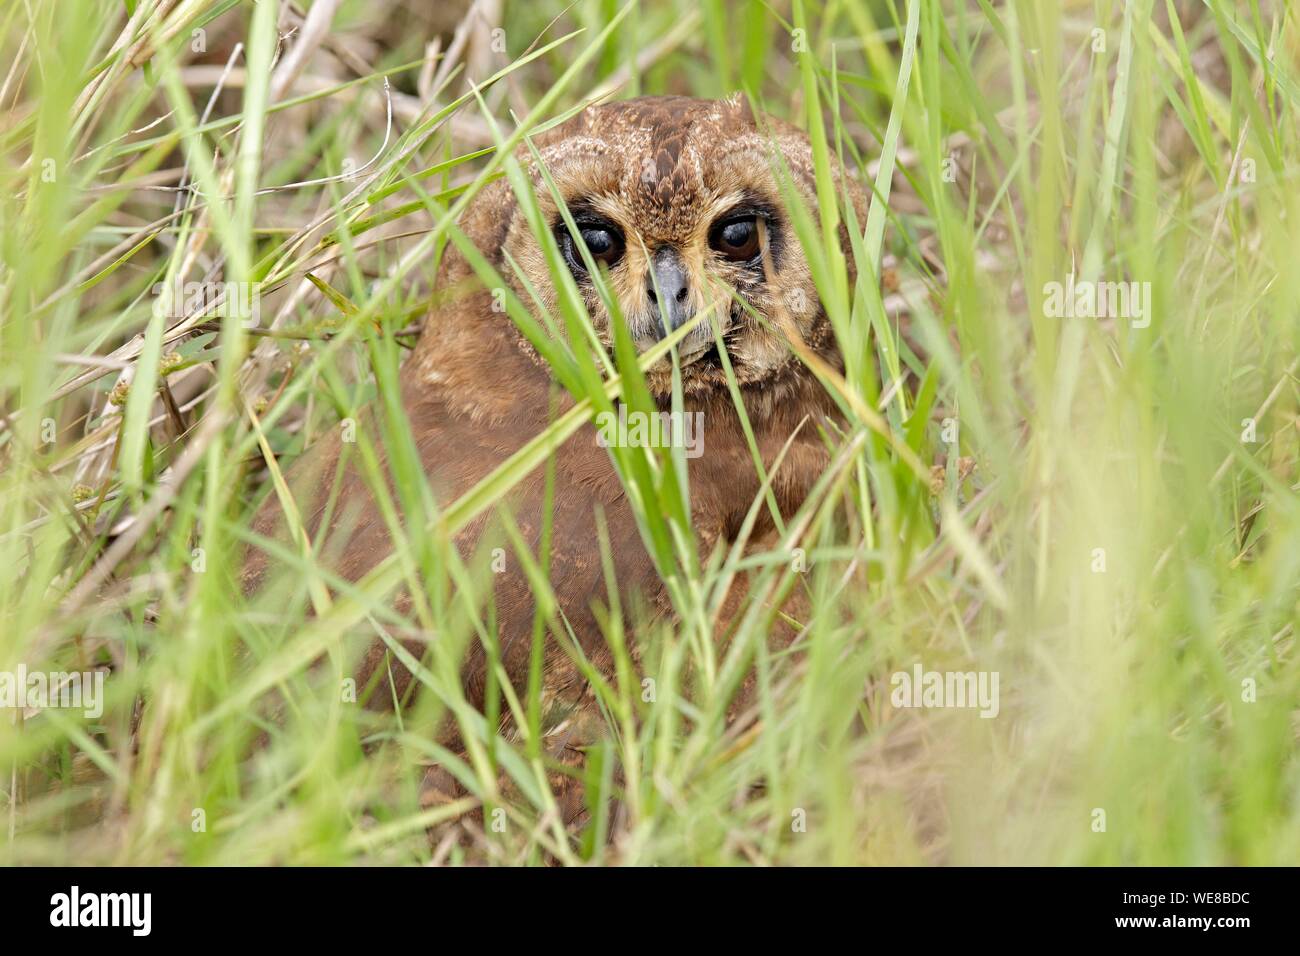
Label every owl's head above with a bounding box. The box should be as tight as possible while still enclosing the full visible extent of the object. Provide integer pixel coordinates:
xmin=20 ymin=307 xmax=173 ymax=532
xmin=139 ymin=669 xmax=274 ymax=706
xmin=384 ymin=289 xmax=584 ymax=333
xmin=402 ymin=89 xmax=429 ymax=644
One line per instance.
xmin=474 ymin=95 xmax=865 ymax=396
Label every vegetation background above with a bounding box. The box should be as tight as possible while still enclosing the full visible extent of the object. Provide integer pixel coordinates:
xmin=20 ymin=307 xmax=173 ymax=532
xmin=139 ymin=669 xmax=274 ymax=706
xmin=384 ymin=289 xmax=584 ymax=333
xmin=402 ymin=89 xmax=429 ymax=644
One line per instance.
xmin=0 ymin=0 xmax=1296 ymax=865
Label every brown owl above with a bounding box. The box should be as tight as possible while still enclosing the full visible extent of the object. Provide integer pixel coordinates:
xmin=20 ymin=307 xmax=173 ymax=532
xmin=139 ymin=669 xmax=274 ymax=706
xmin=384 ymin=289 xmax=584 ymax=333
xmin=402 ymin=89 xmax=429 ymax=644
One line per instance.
xmin=243 ymin=94 xmax=867 ymax=818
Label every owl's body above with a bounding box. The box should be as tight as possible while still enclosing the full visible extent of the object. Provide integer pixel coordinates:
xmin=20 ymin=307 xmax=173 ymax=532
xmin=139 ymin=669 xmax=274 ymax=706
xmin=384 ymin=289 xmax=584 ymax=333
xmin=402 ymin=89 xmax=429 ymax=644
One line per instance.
xmin=243 ymin=96 xmax=864 ymax=790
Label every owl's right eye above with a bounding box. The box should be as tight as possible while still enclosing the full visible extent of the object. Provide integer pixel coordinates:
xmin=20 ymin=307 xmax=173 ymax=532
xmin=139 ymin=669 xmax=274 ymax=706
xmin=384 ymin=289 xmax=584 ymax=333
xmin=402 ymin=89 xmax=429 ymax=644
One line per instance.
xmin=557 ymin=221 xmax=625 ymax=274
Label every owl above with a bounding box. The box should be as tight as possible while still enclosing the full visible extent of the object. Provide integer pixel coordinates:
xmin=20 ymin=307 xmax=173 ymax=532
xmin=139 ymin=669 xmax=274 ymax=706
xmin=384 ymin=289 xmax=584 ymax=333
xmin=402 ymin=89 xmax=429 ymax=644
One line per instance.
xmin=243 ymin=95 xmax=868 ymax=819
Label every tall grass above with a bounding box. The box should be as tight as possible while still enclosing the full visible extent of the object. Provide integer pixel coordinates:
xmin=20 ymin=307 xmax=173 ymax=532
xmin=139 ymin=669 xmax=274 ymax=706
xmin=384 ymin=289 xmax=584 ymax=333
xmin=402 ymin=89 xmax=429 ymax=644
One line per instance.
xmin=0 ymin=0 xmax=1296 ymax=865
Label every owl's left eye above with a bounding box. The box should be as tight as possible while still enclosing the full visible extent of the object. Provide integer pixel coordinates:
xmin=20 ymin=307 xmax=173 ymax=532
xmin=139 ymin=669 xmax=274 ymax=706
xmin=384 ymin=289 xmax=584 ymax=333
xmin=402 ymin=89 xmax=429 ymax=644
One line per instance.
xmin=709 ymin=216 xmax=763 ymax=262
xmin=558 ymin=221 xmax=625 ymax=274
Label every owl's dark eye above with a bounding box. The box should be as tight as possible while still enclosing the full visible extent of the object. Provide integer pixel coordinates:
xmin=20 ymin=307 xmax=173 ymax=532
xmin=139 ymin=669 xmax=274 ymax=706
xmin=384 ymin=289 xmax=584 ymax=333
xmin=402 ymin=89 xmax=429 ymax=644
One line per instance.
xmin=709 ymin=216 xmax=763 ymax=262
xmin=558 ymin=220 xmax=625 ymax=274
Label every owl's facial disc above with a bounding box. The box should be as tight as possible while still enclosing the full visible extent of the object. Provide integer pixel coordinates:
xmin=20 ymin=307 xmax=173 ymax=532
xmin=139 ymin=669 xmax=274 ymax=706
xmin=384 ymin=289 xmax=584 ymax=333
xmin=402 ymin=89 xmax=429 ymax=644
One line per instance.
xmin=553 ymin=202 xmax=780 ymax=372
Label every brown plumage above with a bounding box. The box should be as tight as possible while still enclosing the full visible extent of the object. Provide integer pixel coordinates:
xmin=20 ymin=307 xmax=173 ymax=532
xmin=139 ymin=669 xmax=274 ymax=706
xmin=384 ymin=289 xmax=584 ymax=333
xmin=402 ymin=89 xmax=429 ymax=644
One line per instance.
xmin=242 ymin=95 xmax=867 ymax=818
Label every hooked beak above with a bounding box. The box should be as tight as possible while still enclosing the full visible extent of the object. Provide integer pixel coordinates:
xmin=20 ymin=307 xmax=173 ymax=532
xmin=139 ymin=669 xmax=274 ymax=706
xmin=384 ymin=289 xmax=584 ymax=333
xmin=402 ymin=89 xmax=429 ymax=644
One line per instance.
xmin=646 ymin=246 xmax=694 ymax=339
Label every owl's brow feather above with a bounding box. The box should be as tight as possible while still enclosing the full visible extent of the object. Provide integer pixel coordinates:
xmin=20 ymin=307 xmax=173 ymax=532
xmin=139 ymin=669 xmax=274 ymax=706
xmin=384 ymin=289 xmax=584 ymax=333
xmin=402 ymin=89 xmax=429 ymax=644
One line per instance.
xmin=550 ymin=197 xmax=607 ymax=227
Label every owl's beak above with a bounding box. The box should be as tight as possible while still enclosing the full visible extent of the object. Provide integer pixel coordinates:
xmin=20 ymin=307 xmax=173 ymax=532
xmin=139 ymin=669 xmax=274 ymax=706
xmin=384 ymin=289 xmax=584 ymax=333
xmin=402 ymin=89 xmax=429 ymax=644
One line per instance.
xmin=646 ymin=246 xmax=695 ymax=340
